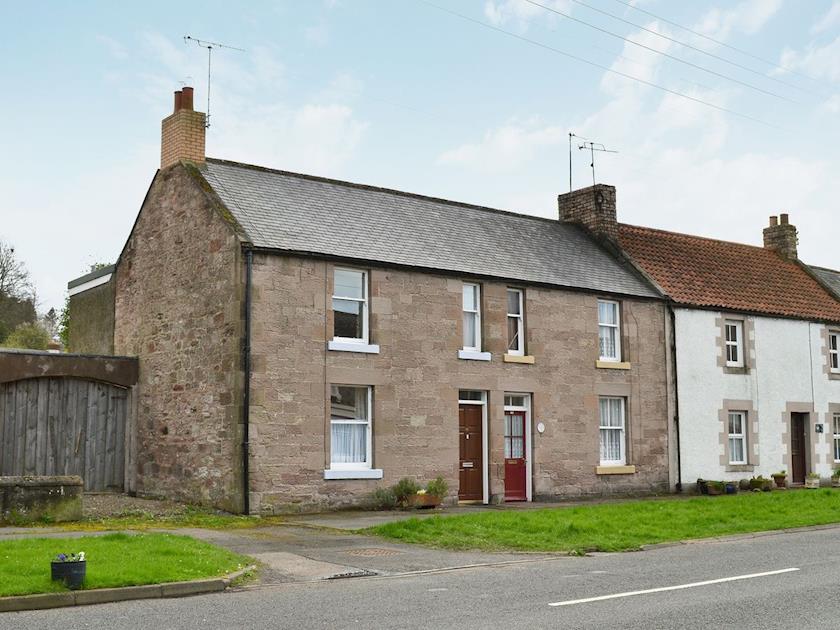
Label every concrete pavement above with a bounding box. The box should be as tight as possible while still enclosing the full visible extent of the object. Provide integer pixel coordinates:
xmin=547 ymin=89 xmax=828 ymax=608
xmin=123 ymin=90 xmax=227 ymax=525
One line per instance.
xmin=5 ymin=525 xmax=840 ymax=629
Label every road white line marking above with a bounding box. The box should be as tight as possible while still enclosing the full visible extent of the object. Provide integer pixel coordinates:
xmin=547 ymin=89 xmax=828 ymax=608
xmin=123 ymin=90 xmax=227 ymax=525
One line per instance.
xmin=548 ymin=567 xmax=800 ymax=607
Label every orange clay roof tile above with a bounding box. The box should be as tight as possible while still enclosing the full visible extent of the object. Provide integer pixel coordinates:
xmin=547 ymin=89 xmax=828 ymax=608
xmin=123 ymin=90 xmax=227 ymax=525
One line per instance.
xmin=618 ymin=224 xmax=840 ymax=323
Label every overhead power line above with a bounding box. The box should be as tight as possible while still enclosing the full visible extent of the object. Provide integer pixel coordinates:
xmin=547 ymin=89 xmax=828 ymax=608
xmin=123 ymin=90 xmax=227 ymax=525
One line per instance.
xmin=418 ymin=1 xmax=780 ymax=129
xmin=562 ymin=0 xmax=823 ymax=98
xmin=522 ymin=0 xmax=796 ymax=103
xmin=609 ymin=0 xmax=823 ymax=85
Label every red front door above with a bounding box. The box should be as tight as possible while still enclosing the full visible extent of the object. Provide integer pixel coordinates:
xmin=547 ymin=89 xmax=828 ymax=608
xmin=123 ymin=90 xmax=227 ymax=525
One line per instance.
xmin=504 ymin=411 xmax=527 ymax=501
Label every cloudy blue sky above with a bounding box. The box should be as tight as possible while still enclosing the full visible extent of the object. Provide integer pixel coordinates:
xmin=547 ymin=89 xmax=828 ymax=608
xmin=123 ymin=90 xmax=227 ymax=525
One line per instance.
xmin=2 ymin=0 xmax=839 ymax=312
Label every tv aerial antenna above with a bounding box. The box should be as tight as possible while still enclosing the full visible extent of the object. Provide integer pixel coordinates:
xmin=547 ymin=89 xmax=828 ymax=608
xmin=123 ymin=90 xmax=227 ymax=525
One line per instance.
xmin=183 ymin=35 xmax=245 ymax=129
xmin=568 ymin=132 xmax=618 ymax=190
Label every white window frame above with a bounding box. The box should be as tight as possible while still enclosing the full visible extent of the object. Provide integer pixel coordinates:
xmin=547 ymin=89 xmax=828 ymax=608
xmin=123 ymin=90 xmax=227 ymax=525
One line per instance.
xmin=830 ymin=331 xmax=840 ymax=373
xmin=598 ymin=300 xmax=621 ymax=362
xmin=506 ymin=288 xmax=525 ymax=356
xmin=728 ymin=411 xmax=747 ymax=465
xmin=725 ymin=320 xmax=744 ymax=368
xmin=599 ymin=396 xmax=626 ymax=466
xmin=329 ymin=385 xmax=373 ymax=471
xmin=503 ymin=393 xmax=532 ymax=501
xmin=332 ymin=268 xmax=369 ymax=345
xmin=833 ymin=413 xmax=840 ymax=463
xmin=462 ymin=283 xmax=481 ymax=351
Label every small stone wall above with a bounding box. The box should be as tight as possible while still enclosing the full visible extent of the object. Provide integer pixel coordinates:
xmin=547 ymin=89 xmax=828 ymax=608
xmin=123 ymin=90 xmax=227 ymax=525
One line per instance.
xmin=0 ymin=476 xmax=84 ymax=523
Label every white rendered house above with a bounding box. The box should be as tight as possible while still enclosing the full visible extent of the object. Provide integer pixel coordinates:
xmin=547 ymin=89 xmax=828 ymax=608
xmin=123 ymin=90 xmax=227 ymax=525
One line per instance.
xmin=620 ymin=215 xmax=840 ymax=486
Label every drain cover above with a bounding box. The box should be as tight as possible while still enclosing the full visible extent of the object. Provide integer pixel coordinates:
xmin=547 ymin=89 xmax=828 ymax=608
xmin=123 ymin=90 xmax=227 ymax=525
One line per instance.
xmin=327 ymin=569 xmax=378 ymax=579
xmin=344 ymin=547 xmax=403 ymax=557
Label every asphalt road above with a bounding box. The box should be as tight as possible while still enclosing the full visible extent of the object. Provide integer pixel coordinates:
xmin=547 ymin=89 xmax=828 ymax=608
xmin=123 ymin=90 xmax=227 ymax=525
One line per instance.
xmin=5 ymin=526 xmax=840 ymax=629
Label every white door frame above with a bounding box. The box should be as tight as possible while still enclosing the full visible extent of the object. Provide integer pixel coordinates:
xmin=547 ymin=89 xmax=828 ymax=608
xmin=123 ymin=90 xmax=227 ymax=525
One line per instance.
xmin=458 ymin=390 xmax=489 ymax=504
xmin=504 ymin=393 xmax=532 ymax=502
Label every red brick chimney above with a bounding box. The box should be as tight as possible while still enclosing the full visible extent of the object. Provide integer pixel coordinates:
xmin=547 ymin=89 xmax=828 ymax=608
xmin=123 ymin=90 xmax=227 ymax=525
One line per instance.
xmin=558 ymin=184 xmax=618 ymax=242
xmin=763 ymin=213 xmax=798 ymax=259
xmin=160 ymin=87 xmax=206 ymax=169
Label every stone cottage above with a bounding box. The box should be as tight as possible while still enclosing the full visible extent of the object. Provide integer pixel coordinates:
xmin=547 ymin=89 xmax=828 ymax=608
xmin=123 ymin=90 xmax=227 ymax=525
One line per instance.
xmin=68 ymin=87 xmax=675 ymax=513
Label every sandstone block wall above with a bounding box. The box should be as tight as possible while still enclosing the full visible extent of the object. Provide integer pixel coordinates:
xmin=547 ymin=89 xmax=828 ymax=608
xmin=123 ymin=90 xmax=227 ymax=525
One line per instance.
xmin=113 ymin=163 xmax=244 ymax=512
xmin=248 ymin=255 xmax=670 ymax=512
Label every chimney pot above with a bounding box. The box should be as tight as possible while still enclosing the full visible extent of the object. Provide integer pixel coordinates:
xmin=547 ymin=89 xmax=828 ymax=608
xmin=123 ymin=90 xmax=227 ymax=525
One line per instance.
xmin=769 ymin=215 xmax=778 ymax=226
xmin=780 ymin=213 xmax=789 ymax=225
xmin=763 ymin=212 xmax=797 ymax=259
xmin=181 ymin=86 xmax=194 ymax=111
xmin=173 ymin=90 xmax=183 ymax=112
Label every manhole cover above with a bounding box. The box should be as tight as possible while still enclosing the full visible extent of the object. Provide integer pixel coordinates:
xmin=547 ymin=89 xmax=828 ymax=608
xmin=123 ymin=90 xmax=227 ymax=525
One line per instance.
xmin=343 ymin=547 xmax=403 ymax=557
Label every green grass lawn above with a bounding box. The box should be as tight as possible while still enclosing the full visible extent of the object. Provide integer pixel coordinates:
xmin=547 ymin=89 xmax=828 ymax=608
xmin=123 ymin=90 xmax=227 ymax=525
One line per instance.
xmin=369 ymin=489 xmax=840 ymax=553
xmin=0 ymin=532 xmax=251 ymax=597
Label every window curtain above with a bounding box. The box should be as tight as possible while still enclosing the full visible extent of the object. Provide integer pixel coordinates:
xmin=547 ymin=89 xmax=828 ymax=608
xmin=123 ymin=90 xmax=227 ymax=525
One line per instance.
xmin=331 ymin=423 xmax=367 ymax=463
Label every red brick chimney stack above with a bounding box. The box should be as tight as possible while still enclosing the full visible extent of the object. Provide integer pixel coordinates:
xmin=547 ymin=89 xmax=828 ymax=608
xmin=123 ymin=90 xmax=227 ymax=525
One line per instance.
xmin=763 ymin=213 xmax=798 ymax=259
xmin=160 ymin=86 xmax=206 ymax=169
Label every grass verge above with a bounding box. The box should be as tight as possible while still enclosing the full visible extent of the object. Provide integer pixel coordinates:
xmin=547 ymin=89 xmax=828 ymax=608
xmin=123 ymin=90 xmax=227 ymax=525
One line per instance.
xmin=0 ymin=532 xmax=251 ymax=597
xmin=16 ymin=508 xmax=285 ymax=532
xmin=369 ymin=490 xmax=840 ymax=553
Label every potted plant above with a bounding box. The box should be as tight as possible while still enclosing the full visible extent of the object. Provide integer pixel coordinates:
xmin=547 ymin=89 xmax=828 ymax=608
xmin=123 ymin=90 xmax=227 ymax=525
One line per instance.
xmin=806 ymin=472 xmax=821 ymax=489
xmin=706 ymin=481 xmax=725 ymax=496
xmin=832 ymin=468 xmax=840 ymax=488
xmin=771 ymin=470 xmax=787 ymax=489
xmin=409 ymin=476 xmax=449 ymax=509
xmin=696 ymin=478 xmax=708 ymax=495
xmin=724 ymin=481 xmax=738 ymax=494
xmin=51 ymin=552 xmax=86 ymax=590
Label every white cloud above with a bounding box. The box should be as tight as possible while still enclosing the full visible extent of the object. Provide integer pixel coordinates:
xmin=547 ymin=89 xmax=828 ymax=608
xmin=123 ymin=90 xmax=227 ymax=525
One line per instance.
xmin=304 ymin=23 xmax=330 ymax=46
xmin=437 ymin=119 xmax=565 ymax=173
xmin=776 ymin=35 xmax=840 ymax=82
xmin=96 ymin=34 xmax=128 ymax=60
xmin=822 ymin=94 xmax=840 ymax=113
xmin=694 ymin=0 xmax=783 ymax=41
xmin=483 ymin=0 xmax=571 ymax=31
xmin=813 ymin=1 xmax=840 ymax=34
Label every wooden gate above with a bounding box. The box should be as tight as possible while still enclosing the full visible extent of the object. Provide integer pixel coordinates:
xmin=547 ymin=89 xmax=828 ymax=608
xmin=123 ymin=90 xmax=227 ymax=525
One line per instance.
xmin=0 ymin=378 xmax=128 ymax=491
xmin=0 ymin=349 xmax=138 ymax=493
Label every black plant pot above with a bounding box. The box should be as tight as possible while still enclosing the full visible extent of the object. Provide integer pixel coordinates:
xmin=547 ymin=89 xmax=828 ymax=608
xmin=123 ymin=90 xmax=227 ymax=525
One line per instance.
xmin=51 ymin=561 xmax=86 ymax=590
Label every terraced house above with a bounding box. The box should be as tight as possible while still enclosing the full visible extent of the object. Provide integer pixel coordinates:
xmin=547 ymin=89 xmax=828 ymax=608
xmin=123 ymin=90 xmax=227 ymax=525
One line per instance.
xmin=616 ymin=216 xmax=840 ymax=488
xmin=68 ymin=88 xmax=673 ymax=513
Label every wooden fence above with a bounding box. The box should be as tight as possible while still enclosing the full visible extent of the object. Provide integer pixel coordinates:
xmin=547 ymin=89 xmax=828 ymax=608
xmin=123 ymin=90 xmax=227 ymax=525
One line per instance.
xmin=0 ymin=350 xmax=138 ymax=492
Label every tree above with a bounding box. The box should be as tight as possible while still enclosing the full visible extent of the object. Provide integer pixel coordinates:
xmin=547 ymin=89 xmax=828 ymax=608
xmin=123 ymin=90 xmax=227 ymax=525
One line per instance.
xmin=58 ymin=296 xmax=70 ymax=350
xmin=0 ymin=240 xmax=33 ymax=300
xmin=41 ymin=307 xmax=58 ymax=338
xmin=2 ymin=322 xmax=50 ymax=350
xmin=0 ymin=240 xmax=36 ymax=341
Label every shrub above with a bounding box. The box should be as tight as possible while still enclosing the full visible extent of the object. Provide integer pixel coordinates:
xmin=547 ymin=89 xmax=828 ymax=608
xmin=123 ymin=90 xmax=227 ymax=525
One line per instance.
xmin=426 ymin=476 xmax=449 ymax=499
xmin=369 ymin=487 xmax=397 ymax=510
xmin=392 ymin=478 xmax=421 ymax=505
xmin=2 ymin=322 xmax=50 ymax=350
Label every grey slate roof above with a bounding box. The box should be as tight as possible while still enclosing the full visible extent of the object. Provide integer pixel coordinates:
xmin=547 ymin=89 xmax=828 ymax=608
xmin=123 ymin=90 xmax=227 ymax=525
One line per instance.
xmin=812 ymin=266 xmax=840 ymax=299
xmin=199 ymin=158 xmax=659 ymax=298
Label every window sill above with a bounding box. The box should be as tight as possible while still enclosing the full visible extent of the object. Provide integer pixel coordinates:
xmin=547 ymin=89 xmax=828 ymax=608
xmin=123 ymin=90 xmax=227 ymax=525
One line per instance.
xmin=595 ymin=465 xmax=635 ymax=475
xmin=595 ymin=360 xmax=631 ymax=370
xmin=724 ymin=365 xmax=748 ymax=374
xmin=503 ymin=354 xmax=535 ymax=364
xmin=328 ymin=340 xmax=380 ymax=354
xmin=323 ymin=468 xmax=383 ymax=480
xmin=725 ymin=464 xmax=754 ymax=473
xmin=458 ymin=349 xmax=491 ymax=361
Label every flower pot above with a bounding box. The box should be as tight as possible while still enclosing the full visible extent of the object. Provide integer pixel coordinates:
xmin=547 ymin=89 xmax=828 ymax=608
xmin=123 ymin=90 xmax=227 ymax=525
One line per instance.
xmin=832 ymin=477 xmax=840 ymax=488
xmin=696 ymin=479 xmax=708 ymax=495
xmin=805 ymin=477 xmax=820 ymax=489
xmin=409 ymin=494 xmax=441 ymax=509
xmin=51 ymin=560 xmax=86 ymax=590
xmin=724 ymin=482 xmax=738 ymax=494
xmin=772 ymin=476 xmax=787 ymax=489
xmin=706 ymin=483 xmax=723 ymax=496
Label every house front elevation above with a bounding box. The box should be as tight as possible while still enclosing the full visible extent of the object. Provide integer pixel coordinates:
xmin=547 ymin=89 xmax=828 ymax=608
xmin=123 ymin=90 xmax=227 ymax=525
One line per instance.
xmin=618 ymin=217 xmax=840 ymax=487
xmin=69 ymin=87 xmax=674 ymax=513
